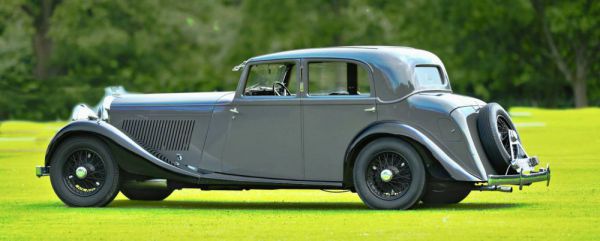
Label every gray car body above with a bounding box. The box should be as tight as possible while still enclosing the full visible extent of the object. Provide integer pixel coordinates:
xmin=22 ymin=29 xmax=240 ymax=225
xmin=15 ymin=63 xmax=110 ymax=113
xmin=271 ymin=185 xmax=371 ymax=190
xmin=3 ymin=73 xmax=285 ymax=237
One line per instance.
xmin=45 ymin=46 xmax=496 ymax=189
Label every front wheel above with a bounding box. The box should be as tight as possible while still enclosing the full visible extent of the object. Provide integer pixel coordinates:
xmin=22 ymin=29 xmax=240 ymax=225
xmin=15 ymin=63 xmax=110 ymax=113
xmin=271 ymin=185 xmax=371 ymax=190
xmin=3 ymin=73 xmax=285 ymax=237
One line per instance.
xmin=49 ymin=136 xmax=121 ymax=207
xmin=353 ymin=138 xmax=426 ymax=210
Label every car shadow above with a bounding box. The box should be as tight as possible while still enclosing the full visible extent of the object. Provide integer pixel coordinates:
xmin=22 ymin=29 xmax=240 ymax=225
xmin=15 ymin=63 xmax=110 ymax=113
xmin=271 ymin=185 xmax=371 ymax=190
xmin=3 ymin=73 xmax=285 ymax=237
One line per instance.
xmin=107 ymin=200 xmax=369 ymax=210
xmin=100 ymin=200 xmax=526 ymax=211
xmin=416 ymin=202 xmax=526 ymax=210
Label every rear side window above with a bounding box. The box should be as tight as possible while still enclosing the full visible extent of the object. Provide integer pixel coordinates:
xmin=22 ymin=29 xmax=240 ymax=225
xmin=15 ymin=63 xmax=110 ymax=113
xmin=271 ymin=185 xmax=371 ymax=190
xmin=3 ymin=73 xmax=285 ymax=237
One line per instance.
xmin=414 ymin=66 xmax=444 ymax=88
xmin=308 ymin=62 xmax=370 ymax=96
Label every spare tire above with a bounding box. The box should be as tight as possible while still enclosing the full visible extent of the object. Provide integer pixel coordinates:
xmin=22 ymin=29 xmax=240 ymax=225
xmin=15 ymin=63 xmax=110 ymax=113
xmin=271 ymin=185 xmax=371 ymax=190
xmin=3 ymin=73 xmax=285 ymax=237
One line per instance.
xmin=477 ymin=103 xmax=517 ymax=173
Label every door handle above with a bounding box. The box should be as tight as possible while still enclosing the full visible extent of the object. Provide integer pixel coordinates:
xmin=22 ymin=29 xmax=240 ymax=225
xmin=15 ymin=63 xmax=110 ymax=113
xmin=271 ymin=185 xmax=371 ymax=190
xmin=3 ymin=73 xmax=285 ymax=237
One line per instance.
xmin=229 ymin=107 xmax=239 ymax=114
xmin=364 ymin=107 xmax=376 ymax=112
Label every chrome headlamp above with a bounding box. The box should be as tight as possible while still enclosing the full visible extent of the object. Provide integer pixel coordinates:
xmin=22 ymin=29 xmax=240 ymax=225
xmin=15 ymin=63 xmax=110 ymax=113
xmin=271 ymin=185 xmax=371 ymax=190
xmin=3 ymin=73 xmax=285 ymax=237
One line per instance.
xmin=71 ymin=104 xmax=98 ymax=121
xmin=97 ymin=96 xmax=114 ymax=121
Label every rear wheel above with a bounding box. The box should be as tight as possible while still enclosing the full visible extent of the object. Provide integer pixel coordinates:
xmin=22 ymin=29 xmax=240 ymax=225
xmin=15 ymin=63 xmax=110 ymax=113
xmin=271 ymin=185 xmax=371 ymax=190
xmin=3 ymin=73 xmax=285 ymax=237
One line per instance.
xmin=49 ymin=136 xmax=120 ymax=207
xmin=421 ymin=182 xmax=472 ymax=204
xmin=353 ymin=138 xmax=426 ymax=210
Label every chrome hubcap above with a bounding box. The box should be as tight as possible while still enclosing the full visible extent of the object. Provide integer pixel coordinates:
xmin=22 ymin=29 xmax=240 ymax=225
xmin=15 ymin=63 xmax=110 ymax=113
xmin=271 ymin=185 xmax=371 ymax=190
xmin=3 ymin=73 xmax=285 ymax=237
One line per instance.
xmin=75 ymin=166 xmax=88 ymax=179
xmin=366 ymin=152 xmax=412 ymax=200
xmin=63 ymin=149 xmax=106 ymax=197
xmin=380 ymin=169 xmax=393 ymax=182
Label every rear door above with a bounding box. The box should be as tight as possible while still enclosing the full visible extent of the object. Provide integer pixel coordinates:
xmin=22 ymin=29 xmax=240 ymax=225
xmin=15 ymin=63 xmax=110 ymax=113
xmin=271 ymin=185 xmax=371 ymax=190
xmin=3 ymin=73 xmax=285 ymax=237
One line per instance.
xmin=301 ymin=59 xmax=377 ymax=181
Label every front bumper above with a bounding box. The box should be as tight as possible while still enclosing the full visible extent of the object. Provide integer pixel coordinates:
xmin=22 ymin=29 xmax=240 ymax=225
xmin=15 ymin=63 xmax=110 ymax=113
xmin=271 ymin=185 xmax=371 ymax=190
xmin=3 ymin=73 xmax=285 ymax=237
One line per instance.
xmin=487 ymin=165 xmax=550 ymax=189
xmin=36 ymin=166 xmax=50 ymax=177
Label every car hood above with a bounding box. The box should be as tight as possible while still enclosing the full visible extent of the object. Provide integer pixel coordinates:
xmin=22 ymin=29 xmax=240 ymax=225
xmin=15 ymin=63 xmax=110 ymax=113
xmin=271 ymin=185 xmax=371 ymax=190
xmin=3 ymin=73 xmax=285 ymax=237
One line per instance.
xmin=407 ymin=92 xmax=486 ymax=114
xmin=111 ymin=91 xmax=235 ymax=107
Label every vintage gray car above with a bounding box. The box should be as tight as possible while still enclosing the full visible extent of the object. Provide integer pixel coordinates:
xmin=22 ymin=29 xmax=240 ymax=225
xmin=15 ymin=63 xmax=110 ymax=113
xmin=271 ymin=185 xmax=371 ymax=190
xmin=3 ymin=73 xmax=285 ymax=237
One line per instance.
xmin=37 ymin=46 xmax=550 ymax=209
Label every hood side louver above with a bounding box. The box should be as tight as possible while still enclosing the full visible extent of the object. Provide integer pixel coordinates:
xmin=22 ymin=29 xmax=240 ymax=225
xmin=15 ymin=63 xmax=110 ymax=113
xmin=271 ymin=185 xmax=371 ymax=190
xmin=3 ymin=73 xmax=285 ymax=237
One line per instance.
xmin=120 ymin=119 xmax=195 ymax=166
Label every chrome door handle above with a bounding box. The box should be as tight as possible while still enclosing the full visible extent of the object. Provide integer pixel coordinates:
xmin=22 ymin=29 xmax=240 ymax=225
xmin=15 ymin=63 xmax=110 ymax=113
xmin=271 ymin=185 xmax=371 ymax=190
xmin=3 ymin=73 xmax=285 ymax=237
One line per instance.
xmin=364 ymin=107 xmax=376 ymax=112
xmin=229 ymin=107 xmax=239 ymax=114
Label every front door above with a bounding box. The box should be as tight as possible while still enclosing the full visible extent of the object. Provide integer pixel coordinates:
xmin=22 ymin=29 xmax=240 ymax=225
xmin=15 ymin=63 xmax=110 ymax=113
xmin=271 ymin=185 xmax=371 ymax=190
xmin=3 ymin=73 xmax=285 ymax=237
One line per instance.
xmin=221 ymin=60 xmax=303 ymax=179
xmin=302 ymin=60 xmax=377 ymax=181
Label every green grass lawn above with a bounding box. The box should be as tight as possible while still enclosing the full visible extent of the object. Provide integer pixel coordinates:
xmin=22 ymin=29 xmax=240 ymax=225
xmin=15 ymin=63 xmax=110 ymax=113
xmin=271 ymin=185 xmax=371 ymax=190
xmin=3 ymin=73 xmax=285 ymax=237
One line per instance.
xmin=1 ymin=108 xmax=599 ymax=240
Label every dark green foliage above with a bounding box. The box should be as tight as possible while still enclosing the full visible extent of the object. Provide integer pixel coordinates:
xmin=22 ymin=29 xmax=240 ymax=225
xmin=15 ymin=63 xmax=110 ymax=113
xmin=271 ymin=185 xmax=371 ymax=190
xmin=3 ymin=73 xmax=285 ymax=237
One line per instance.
xmin=0 ymin=0 xmax=598 ymax=120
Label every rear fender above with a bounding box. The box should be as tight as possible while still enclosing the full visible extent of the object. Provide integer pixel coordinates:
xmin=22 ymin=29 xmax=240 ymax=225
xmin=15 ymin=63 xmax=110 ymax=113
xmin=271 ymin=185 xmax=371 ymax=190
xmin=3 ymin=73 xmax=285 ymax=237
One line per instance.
xmin=345 ymin=121 xmax=483 ymax=184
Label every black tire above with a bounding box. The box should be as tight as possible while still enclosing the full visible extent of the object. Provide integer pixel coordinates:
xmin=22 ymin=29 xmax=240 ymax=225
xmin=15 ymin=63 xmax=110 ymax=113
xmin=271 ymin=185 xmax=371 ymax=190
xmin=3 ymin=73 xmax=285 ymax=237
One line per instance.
xmin=49 ymin=136 xmax=120 ymax=207
xmin=421 ymin=182 xmax=472 ymax=204
xmin=477 ymin=103 xmax=517 ymax=173
xmin=353 ymin=138 xmax=426 ymax=210
xmin=121 ymin=184 xmax=173 ymax=201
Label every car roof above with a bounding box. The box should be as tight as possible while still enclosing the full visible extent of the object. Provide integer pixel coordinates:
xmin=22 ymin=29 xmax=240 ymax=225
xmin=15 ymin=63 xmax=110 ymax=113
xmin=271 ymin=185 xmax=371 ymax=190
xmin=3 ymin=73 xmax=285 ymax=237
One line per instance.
xmin=247 ymin=46 xmax=449 ymax=101
xmin=249 ymin=46 xmax=439 ymax=65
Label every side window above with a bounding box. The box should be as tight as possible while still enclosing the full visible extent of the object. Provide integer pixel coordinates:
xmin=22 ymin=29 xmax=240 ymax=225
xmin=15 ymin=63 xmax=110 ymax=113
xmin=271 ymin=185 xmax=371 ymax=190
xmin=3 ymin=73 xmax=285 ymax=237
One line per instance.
xmin=244 ymin=62 xmax=297 ymax=96
xmin=414 ymin=66 xmax=444 ymax=88
xmin=308 ymin=62 xmax=371 ymax=96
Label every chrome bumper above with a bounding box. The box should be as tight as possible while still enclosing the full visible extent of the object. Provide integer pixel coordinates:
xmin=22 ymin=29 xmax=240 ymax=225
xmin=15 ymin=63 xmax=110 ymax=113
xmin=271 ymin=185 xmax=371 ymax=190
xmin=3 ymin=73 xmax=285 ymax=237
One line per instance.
xmin=487 ymin=165 xmax=550 ymax=190
xmin=35 ymin=166 xmax=50 ymax=177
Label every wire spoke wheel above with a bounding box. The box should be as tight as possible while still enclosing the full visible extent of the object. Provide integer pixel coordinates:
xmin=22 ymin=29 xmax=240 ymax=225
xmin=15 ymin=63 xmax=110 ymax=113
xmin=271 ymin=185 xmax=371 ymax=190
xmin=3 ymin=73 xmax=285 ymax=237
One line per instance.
xmin=365 ymin=151 xmax=412 ymax=200
xmin=62 ymin=148 xmax=106 ymax=197
xmin=497 ymin=116 xmax=512 ymax=154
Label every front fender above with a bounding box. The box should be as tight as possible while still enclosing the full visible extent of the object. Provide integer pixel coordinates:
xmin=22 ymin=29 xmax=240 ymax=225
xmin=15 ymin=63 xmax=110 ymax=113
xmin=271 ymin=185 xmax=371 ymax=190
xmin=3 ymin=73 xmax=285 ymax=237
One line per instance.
xmin=44 ymin=120 xmax=201 ymax=179
xmin=346 ymin=121 xmax=483 ymax=182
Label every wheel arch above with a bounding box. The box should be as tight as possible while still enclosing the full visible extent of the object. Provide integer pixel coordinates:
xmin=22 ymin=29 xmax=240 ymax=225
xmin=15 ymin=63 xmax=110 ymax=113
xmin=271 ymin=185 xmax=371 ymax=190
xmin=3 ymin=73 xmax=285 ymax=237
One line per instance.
xmin=343 ymin=122 xmax=482 ymax=187
xmin=45 ymin=130 xmax=101 ymax=166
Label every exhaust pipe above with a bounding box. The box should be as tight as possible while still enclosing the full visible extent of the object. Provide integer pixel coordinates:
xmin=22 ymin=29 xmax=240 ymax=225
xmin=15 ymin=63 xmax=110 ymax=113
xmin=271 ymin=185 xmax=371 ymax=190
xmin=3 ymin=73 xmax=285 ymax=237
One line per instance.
xmin=478 ymin=185 xmax=513 ymax=193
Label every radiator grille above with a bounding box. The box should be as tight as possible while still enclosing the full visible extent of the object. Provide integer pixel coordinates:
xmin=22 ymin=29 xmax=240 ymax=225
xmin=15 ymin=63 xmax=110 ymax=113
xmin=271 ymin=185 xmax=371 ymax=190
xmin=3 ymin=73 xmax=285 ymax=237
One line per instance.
xmin=121 ymin=119 xmax=195 ymax=151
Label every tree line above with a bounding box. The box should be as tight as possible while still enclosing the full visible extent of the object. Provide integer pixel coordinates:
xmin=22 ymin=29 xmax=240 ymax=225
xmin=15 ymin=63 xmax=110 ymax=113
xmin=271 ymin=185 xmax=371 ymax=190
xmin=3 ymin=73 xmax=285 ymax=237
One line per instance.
xmin=0 ymin=0 xmax=598 ymax=120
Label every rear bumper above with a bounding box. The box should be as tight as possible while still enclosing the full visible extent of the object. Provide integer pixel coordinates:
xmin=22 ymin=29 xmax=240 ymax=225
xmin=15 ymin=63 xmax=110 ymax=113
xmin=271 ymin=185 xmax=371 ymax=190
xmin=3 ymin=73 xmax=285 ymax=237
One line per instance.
xmin=487 ymin=165 xmax=550 ymax=189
